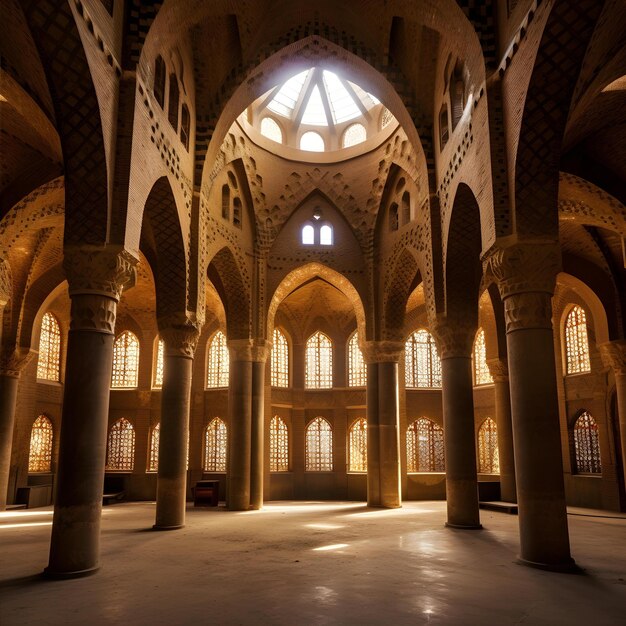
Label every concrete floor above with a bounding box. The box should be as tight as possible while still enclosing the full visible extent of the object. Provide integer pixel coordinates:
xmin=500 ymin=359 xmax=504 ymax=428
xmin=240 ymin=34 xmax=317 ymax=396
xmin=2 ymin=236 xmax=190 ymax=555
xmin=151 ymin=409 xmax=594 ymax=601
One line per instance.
xmin=1 ymin=501 xmax=625 ymax=625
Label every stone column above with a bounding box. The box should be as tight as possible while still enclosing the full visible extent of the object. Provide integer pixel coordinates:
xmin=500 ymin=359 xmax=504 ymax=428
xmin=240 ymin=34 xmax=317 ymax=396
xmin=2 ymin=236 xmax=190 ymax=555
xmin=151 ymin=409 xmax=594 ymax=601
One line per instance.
xmin=227 ymin=339 xmax=253 ymax=511
xmin=433 ymin=320 xmax=481 ymax=529
xmin=362 ymin=341 xmax=403 ymax=508
xmin=487 ymin=358 xmax=517 ymax=503
xmin=154 ymin=318 xmax=200 ymax=530
xmin=249 ymin=342 xmax=269 ymax=510
xmin=599 ymin=341 xmax=626 ymax=490
xmin=485 ymin=242 xmax=574 ymax=571
xmin=45 ymin=246 xmax=135 ymax=578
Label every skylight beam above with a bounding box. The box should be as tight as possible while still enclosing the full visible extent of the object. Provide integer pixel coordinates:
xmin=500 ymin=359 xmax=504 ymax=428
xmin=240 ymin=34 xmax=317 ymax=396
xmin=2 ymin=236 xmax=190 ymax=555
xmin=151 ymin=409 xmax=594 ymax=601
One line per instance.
xmin=293 ymin=69 xmax=317 ymax=125
xmin=316 ymin=72 xmax=336 ymax=133
xmin=341 ymin=78 xmax=372 ymax=122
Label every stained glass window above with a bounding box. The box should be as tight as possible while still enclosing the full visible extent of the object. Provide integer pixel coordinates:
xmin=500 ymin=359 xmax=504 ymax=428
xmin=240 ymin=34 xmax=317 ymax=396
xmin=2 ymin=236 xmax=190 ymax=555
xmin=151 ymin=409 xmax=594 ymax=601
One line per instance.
xmin=207 ymin=331 xmax=229 ymax=388
xmin=260 ymin=117 xmax=283 ymax=143
xmin=305 ymin=331 xmax=333 ymax=389
xmin=348 ymin=418 xmax=367 ymax=472
xmin=405 ymin=330 xmax=442 ymax=388
xmin=37 ymin=312 xmax=61 ymax=381
xmin=478 ymin=417 xmax=499 ymax=473
xmin=473 ymin=329 xmax=493 ymax=386
xmin=407 ymin=418 xmax=445 ymax=472
xmin=204 ymin=418 xmax=227 ymax=472
xmin=148 ymin=423 xmax=160 ymax=472
xmin=106 ymin=418 xmax=135 ymax=471
xmin=271 ymin=328 xmax=289 ymax=387
xmin=565 ymin=306 xmax=591 ymax=374
xmin=574 ymin=411 xmax=601 ymax=474
xmin=342 ymin=123 xmax=366 ymax=148
xmin=348 ymin=331 xmax=366 ymax=387
xmin=306 ymin=417 xmax=333 ymax=471
xmin=28 ymin=415 xmax=53 ymax=473
xmin=270 ymin=415 xmax=289 ymax=472
xmin=111 ymin=331 xmax=140 ymax=388
xmin=153 ymin=338 xmax=164 ymax=388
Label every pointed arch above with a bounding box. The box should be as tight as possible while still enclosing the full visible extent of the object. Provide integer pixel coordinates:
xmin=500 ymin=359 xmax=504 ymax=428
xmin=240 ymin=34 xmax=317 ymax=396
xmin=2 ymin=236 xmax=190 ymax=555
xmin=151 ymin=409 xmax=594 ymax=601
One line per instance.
xmin=36 ymin=312 xmax=61 ymax=381
xmin=564 ymin=305 xmax=591 ymax=375
xmin=204 ymin=418 xmax=227 ymax=472
xmin=206 ymin=330 xmax=229 ymax=388
xmin=573 ymin=411 xmax=601 ymax=474
xmin=405 ymin=329 xmax=441 ymax=388
xmin=305 ymin=331 xmax=333 ymax=389
xmin=305 ymin=417 xmax=333 ymax=471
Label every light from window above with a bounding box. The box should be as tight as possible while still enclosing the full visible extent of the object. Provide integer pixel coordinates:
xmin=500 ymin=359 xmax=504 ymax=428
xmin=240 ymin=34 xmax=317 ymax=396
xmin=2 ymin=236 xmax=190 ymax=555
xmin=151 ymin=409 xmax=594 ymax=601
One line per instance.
xmin=407 ymin=418 xmax=445 ymax=472
xmin=473 ymin=329 xmax=493 ymax=386
xmin=348 ymin=418 xmax=367 ymax=472
xmin=106 ymin=418 xmax=135 ymax=471
xmin=153 ymin=338 xmax=164 ymax=388
xmin=306 ymin=417 xmax=333 ymax=471
xmin=302 ymin=224 xmax=315 ymax=244
xmin=271 ymin=328 xmax=289 ymax=387
xmin=348 ymin=331 xmax=366 ymax=387
xmin=320 ymin=224 xmax=333 ymax=245
xmin=478 ymin=417 xmax=499 ymax=473
xmin=301 ymin=84 xmax=328 ymax=126
xmin=28 ymin=415 xmax=53 ymax=473
xmin=270 ymin=415 xmax=289 ymax=472
xmin=305 ymin=331 xmax=333 ymax=388
xmin=204 ymin=418 xmax=227 ymax=472
xmin=207 ymin=331 xmax=229 ymax=388
xmin=37 ymin=312 xmax=61 ymax=381
xmin=405 ymin=330 xmax=441 ymax=388
xmin=148 ymin=423 xmax=160 ymax=472
xmin=565 ymin=305 xmax=591 ymax=374
xmin=300 ymin=131 xmax=325 ymax=152
xmin=342 ymin=123 xmax=366 ymax=148
xmin=111 ymin=331 xmax=140 ymax=388
xmin=574 ymin=411 xmax=601 ymax=474
xmin=260 ymin=117 xmax=283 ymax=143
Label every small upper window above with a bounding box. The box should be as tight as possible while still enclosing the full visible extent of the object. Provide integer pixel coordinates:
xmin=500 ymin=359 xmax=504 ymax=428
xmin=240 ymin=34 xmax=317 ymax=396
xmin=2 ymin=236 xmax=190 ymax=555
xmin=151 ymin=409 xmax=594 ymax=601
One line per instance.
xmin=302 ymin=224 xmax=315 ymax=245
xmin=565 ymin=305 xmax=591 ymax=374
xmin=342 ymin=123 xmax=366 ymax=148
xmin=320 ymin=224 xmax=333 ymax=245
xmin=300 ymin=131 xmax=325 ymax=152
xmin=260 ymin=117 xmax=283 ymax=143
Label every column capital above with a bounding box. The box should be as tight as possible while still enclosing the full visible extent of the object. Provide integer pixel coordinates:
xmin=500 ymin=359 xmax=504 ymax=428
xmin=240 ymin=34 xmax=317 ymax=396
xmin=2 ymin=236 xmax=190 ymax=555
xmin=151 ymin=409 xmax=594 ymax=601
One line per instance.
xmin=598 ymin=340 xmax=626 ymax=376
xmin=158 ymin=314 xmax=202 ymax=359
xmin=361 ymin=340 xmax=404 ymax=364
xmin=486 ymin=358 xmax=509 ymax=382
xmin=63 ymin=245 xmax=137 ymax=301
xmin=0 ymin=348 xmax=36 ymax=378
xmin=430 ymin=317 xmax=477 ymax=359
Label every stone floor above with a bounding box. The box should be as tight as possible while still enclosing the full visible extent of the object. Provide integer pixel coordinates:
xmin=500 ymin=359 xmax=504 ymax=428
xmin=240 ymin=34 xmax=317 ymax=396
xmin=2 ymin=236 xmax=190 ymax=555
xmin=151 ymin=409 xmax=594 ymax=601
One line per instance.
xmin=1 ymin=501 xmax=625 ymax=625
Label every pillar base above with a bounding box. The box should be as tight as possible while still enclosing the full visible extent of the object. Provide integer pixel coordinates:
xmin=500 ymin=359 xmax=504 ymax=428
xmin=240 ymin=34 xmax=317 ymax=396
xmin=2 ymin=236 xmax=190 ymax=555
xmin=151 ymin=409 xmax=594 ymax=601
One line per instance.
xmin=445 ymin=522 xmax=483 ymax=530
xmin=152 ymin=524 xmax=184 ymax=531
xmin=42 ymin=565 xmax=99 ymax=580
xmin=516 ymin=556 xmax=579 ymax=573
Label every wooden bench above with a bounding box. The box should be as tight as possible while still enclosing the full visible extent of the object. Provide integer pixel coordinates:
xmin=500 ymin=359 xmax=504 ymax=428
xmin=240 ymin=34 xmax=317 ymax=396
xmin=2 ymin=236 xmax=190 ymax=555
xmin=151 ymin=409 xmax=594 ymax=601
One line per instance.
xmin=192 ymin=480 xmax=219 ymax=507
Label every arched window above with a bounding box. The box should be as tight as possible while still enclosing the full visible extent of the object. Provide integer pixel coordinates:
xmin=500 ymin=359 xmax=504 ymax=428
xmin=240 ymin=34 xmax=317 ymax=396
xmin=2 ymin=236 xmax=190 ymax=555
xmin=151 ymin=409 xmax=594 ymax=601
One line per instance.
xmin=348 ymin=418 xmax=367 ymax=472
xmin=305 ymin=331 xmax=333 ymax=389
xmin=148 ymin=423 xmax=160 ymax=472
xmin=106 ymin=418 xmax=135 ymax=471
xmin=319 ymin=224 xmax=333 ymax=245
xmin=168 ymin=74 xmax=179 ymax=129
xmin=348 ymin=331 xmax=366 ymax=387
xmin=233 ymin=197 xmax=242 ymax=229
xmin=260 ymin=117 xmax=283 ymax=143
xmin=478 ymin=418 xmax=499 ymax=473
xmin=154 ymin=55 xmax=166 ymax=107
xmin=180 ymin=103 xmax=190 ymax=150
xmin=389 ymin=203 xmax=399 ymax=231
xmin=401 ymin=191 xmax=411 ymax=226
xmin=405 ymin=330 xmax=442 ymax=388
xmin=221 ymin=185 xmax=230 ymax=220
xmin=111 ymin=331 xmax=140 ymax=388
xmin=342 ymin=123 xmax=366 ymax=148
xmin=300 ymin=131 xmax=325 ymax=152
xmin=406 ymin=418 xmax=445 ymax=472
xmin=206 ymin=331 xmax=229 ymax=388
xmin=28 ymin=415 xmax=53 ymax=473
xmin=153 ymin=338 xmax=164 ymax=388
xmin=302 ymin=224 xmax=315 ymax=245
xmin=306 ymin=417 xmax=333 ymax=471
xmin=473 ymin=329 xmax=493 ymax=386
xmin=439 ymin=104 xmax=449 ymax=149
xmin=37 ymin=312 xmax=61 ymax=381
xmin=270 ymin=415 xmax=289 ymax=472
xmin=271 ymin=328 xmax=289 ymax=387
xmin=574 ymin=411 xmax=601 ymax=474
xmin=565 ymin=305 xmax=591 ymax=374
xmin=451 ymin=70 xmax=465 ymax=129
xmin=204 ymin=418 xmax=227 ymax=472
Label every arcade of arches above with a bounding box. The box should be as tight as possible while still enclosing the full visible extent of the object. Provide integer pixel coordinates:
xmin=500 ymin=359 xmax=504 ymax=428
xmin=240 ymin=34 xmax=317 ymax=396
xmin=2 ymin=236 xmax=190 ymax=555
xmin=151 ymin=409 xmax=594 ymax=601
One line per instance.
xmin=1 ymin=0 xmax=625 ymax=594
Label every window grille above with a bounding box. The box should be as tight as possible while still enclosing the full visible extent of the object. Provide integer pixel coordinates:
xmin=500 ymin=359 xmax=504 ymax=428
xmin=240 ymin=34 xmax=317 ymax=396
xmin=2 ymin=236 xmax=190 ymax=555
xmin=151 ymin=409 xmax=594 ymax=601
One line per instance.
xmin=207 ymin=331 xmax=229 ymax=388
xmin=37 ymin=312 xmax=61 ymax=381
xmin=565 ymin=306 xmax=591 ymax=374
xmin=305 ymin=332 xmax=333 ymax=388
xmin=405 ymin=330 xmax=442 ymax=388
xmin=148 ymin=423 xmax=160 ymax=472
xmin=473 ymin=329 xmax=493 ymax=385
xmin=28 ymin=415 xmax=53 ymax=473
xmin=348 ymin=331 xmax=366 ymax=387
xmin=478 ymin=417 xmax=499 ymax=473
xmin=270 ymin=416 xmax=289 ymax=472
xmin=106 ymin=418 xmax=135 ymax=471
xmin=271 ymin=329 xmax=289 ymax=387
xmin=204 ymin=418 xmax=227 ymax=472
xmin=306 ymin=417 xmax=333 ymax=471
xmin=407 ymin=418 xmax=445 ymax=472
xmin=153 ymin=338 xmax=164 ymax=388
xmin=348 ymin=418 xmax=367 ymax=472
xmin=111 ymin=331 xmax=140 ymax=388
xmin=574 ymin=411 xmax=601 ymax=474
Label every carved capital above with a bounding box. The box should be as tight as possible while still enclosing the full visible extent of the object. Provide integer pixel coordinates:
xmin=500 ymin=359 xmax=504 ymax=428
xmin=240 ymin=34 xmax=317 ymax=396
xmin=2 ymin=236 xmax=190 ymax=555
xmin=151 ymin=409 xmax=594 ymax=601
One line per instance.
xmin=228 ymin=338 xmax=254 ymax=361
xmin=486 ymin=358 xmax=509 ymax=382
xmin=159 ymin=314 xmax=201 ymax=359
xmin=430 ymin=318 xmax=476 ymax=359
xmin=361 ymin=340 xmax=404 ymax=364
xmin=0 ymin=348 xmax=36 ymax=378
xmin=598 ymin=341 xmax=626 ymax=377
xmin=483 ymin=241 xmax=560 ymax=300
xmin=63 ymin=245 xmax=137 ymax=301
xmin=503 ymin=291 xmax=553 ymax=332
xmin=70 ymin=293 xmax=118 ymax=333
